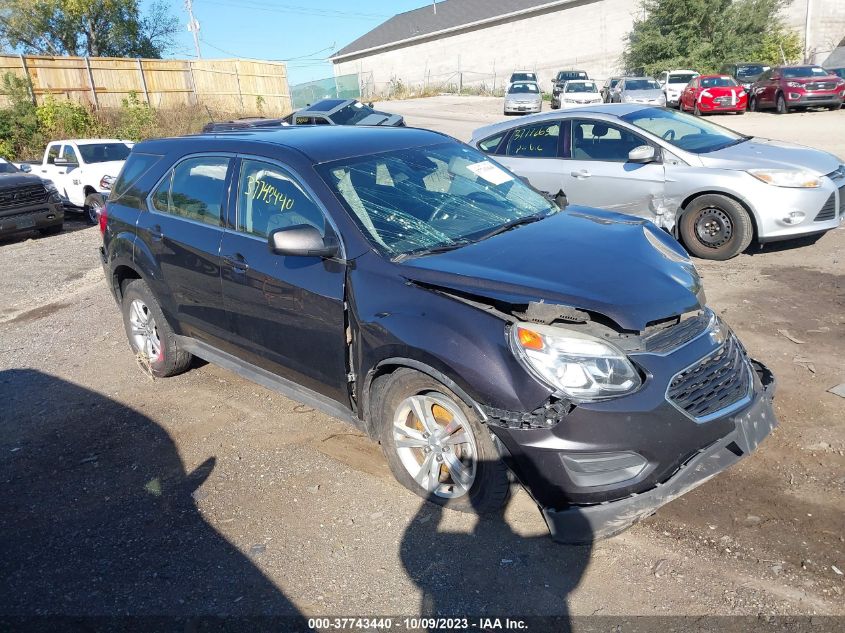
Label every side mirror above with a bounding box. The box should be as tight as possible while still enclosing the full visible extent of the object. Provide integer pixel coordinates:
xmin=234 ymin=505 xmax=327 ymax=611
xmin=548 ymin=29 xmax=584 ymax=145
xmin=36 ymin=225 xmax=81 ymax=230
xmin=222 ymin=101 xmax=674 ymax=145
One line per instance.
xmin=628 ymin=145 xmax=657 ymax=164
xmin=269 ymin=225 xmax=339 ymax=258
xmin=19 ymin=163 xmax=31 ymax=173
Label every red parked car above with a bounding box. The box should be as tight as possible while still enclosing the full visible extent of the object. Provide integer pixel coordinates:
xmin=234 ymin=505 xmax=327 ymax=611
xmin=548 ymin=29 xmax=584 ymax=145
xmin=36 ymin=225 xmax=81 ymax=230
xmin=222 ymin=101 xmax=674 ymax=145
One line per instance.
xmin=749 ymin=65 xmax=845 ymax=113
xmin=679 ymin=75 xmax=747 ymax=115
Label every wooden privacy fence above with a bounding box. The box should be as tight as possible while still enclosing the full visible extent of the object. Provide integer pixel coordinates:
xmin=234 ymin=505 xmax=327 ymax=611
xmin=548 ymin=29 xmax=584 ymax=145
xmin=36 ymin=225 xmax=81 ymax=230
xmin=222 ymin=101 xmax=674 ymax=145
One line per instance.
xmin=0 ymin=55 xmax=292 ymax=115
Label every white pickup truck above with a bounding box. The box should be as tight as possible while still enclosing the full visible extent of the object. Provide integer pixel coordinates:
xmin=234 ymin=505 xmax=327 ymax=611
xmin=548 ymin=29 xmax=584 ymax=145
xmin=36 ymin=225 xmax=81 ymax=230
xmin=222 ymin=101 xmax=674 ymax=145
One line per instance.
xmin=22 ymin=139 xmax=133 ymax=224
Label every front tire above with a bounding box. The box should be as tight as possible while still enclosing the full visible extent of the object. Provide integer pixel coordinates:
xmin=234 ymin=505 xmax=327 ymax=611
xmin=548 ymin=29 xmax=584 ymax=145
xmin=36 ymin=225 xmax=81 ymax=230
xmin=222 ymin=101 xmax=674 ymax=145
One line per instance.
xmin=121 ymin=279 xmax=192 ymax=378
xmin=749 ymin=95 xmax=758 ymax=112
xmin=376 ymin=369 xmax=509 ymax=514
xmin=693 ymin=103 xmax=702 ymax=116
xmin=84 ymin=193 xmax=104 ymax=225
xmin=679 ymin=194 xmax=753 ymax=261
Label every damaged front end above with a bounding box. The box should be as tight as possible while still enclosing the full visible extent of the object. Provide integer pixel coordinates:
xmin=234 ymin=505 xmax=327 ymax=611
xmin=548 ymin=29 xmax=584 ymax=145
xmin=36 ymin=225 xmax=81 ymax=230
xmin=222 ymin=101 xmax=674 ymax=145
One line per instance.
xmin=404 ymin=278 xmax=777 ymax=543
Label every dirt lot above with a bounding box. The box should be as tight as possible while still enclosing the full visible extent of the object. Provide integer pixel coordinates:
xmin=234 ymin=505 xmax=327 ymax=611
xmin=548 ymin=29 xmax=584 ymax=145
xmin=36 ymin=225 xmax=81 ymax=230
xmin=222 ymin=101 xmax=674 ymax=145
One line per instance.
xmin=1 ymin=97 xmax=843 ymax=623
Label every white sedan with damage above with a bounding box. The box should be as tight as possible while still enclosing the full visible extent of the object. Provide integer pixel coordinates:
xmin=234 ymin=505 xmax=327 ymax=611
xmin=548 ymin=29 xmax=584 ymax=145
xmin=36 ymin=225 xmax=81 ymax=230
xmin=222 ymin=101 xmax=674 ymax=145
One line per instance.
xmin=470 ymin=104 xmax=844 ymax=260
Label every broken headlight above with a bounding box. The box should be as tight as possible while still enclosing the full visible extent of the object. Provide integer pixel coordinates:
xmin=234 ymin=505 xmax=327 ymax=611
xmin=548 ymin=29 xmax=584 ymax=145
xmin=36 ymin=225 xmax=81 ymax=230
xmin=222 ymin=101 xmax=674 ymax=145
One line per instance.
xmin=510 ymin=323 xmax=641 ymax=402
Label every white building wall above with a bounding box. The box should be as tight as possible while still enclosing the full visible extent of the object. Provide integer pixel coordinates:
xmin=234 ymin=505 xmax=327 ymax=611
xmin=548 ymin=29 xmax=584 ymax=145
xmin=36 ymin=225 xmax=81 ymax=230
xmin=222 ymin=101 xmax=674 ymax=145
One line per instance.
xmin=783 ymin=0 xmax=845 ymax=64
xmin=332 ymin=0 xmax=640 ymax=94
xmin=331 ymin=0 xmax=845 ymax=94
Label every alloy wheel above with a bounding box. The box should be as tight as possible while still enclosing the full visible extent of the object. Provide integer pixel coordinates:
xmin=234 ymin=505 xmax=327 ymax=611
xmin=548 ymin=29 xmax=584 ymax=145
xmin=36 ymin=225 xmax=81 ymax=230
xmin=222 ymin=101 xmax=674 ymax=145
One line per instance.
xmin=694 ymin=207 xmax=733 ymax=249
xmin=128 ymin=299 xmax=162 ymax=362
xmin=392 ymin=393 xmax=478 ymax=499
xmin=87 ymin=199 xmax=102 ymax=224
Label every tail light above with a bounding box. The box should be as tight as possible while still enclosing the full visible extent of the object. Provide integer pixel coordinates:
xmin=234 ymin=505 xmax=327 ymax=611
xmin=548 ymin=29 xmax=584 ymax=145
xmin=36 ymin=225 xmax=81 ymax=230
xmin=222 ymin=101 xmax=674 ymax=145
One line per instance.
xmin=99 ymin=202 xmax=108 ymax=237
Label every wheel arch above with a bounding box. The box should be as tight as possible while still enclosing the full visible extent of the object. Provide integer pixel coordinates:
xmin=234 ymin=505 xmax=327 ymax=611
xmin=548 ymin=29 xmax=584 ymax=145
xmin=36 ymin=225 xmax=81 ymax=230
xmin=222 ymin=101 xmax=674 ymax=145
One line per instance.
xmin=674 ymin=189 xmax=759 ymax=242
xmin=360 ymin=357 xmax=487 ymax=439
xmin=112 ymin=263 xmax=142 ymax=301
xmin=83 ymin=185 xmax=98 ymax=198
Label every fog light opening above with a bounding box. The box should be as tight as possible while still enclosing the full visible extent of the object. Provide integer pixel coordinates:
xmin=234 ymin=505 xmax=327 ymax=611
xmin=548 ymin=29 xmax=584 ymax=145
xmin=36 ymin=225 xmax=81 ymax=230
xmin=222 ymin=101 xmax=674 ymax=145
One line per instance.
xmin=560 ymin=451 xmax=648 ymax=487
xmin=787 ymin=93 xmax=801 ymax=100
xmin=782 ymin=211 xmax=805 ymax=225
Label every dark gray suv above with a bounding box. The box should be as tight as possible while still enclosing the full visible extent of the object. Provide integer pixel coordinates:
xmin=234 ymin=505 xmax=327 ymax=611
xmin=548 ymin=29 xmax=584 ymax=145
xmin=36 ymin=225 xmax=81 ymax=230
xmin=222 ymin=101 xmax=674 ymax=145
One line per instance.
xmin=100 ymin=126 xmax=777 ymax=543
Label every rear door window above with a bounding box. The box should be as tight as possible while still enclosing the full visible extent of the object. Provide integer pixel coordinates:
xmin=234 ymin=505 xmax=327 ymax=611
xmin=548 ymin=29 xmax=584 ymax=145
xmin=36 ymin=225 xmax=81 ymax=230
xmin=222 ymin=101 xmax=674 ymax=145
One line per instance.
xmin=504 ymin=121 xmax=564 ymax=158
xmin=150 ymin=156 xmax=231 ymax=226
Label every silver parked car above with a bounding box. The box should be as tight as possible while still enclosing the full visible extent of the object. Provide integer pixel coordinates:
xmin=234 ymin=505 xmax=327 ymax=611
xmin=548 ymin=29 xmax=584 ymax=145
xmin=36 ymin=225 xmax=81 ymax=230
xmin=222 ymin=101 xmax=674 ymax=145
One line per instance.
xmin=613 ymin=77 xmax=667 ymax=106
xmin=504 ymin=81 xmax=543 ymax=115
xmin=470 ymin=105 xmax=844 ymax=260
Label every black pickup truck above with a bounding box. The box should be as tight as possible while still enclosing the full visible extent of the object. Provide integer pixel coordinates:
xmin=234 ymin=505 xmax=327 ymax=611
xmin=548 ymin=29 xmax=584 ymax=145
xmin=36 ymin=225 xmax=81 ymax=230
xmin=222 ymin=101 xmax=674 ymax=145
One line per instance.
xmin=0 ymin=160 xmax=64 ymax=240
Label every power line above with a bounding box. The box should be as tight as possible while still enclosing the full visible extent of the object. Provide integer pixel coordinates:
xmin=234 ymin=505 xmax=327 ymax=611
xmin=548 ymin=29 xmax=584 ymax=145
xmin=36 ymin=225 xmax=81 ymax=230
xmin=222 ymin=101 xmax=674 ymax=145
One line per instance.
xmin=201 ymin=0 xmax=389 ymax=20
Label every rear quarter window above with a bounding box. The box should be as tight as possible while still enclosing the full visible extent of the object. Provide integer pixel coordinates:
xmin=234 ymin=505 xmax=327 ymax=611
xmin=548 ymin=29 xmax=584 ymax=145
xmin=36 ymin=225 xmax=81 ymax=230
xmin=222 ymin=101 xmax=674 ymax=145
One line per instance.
xmin=109 ymin=153 xmax=163 ymax=209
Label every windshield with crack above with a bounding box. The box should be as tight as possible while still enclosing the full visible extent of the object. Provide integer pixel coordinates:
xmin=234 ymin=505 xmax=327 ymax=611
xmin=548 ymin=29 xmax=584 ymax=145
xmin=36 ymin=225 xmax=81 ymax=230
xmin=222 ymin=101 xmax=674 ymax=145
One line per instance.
xmin=319 ymin=143 xmax=557 ymax=258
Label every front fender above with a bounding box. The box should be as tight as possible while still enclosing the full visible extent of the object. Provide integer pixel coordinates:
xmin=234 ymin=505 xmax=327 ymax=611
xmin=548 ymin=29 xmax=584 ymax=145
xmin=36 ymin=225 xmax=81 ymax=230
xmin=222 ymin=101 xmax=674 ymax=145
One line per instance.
xmin=349 ymin=255 xmax=552 ymax=429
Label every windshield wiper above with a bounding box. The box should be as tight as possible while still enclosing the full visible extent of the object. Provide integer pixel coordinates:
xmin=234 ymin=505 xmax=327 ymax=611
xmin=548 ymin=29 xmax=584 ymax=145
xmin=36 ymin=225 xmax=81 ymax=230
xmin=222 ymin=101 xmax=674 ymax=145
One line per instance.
xmin=468 ymin=212 xmax=550 ymax=244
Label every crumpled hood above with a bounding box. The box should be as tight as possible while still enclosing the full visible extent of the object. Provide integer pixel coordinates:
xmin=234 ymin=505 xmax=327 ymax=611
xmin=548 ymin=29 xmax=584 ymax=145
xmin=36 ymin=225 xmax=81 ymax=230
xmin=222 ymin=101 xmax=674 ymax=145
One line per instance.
xmin=700 ymin=138 xmax=841 ymax=175
xmin=399 ymin=207 xmax=704 ymax=331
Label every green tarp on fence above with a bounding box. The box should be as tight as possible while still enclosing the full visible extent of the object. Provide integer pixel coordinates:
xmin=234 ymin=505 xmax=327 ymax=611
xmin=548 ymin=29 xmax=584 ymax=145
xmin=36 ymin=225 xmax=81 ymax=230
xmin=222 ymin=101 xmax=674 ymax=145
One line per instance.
xmin=290 ymin=73 xmax=360 ymax=109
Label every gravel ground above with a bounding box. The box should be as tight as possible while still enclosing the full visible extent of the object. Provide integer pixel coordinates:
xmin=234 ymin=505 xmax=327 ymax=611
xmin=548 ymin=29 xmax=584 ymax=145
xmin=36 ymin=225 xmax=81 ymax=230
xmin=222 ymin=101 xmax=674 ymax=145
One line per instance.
xmin=0 ymin=98 xmax=843 ymax=624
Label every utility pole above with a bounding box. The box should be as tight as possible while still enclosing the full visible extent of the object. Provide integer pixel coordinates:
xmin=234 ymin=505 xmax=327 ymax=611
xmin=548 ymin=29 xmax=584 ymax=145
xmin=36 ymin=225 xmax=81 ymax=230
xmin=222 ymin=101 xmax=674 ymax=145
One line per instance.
xmin=803 ymin=0 xmax=813 ymax=63
xmin=185 ymin=0 xmax=202 ymax=58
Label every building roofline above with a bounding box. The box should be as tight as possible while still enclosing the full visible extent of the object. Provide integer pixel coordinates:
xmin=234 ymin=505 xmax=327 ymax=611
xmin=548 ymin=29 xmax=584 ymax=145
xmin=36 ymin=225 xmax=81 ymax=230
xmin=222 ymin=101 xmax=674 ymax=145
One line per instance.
xmin=330 ymin=0 xmax=587 ymax=62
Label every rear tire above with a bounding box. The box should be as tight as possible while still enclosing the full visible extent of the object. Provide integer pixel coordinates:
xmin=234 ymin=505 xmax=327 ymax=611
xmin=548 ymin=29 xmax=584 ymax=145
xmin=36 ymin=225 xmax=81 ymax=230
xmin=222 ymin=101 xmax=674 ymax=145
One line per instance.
xmin=84 ymin=193 xmax=104 ymax=225
xmin=776 ymin=93 xmax=789 ymax=114
xmin=679 ymin=194 xmax=753 ymax=261
xmin=376 ymin=369 xmax=509 ymax=514
xmin=121 ymin=279 xmax=192 ymax=378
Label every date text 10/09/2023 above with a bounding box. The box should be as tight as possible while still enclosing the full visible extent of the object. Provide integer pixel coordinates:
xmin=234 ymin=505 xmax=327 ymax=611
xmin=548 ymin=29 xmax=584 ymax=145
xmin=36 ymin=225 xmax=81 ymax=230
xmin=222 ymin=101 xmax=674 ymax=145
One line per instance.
xmin=307 ymin=617 xmax=529 ymax=631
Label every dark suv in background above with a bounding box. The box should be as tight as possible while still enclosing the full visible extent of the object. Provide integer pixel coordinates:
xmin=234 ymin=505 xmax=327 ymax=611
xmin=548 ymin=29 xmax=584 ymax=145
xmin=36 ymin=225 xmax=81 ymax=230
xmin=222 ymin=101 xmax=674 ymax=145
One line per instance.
xmin=100 ymin=126 xmax=777 ymax=543
xmin=720 ymin=62 xmax=770 ymax=91
xmin=0 ymin=159 xmax=64 ymax=240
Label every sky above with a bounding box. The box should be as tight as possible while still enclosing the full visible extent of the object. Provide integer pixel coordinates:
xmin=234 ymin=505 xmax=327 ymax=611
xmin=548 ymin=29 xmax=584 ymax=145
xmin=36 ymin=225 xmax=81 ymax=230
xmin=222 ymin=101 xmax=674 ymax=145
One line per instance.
xmin=152 ymin=0 xmax=430 ymax=85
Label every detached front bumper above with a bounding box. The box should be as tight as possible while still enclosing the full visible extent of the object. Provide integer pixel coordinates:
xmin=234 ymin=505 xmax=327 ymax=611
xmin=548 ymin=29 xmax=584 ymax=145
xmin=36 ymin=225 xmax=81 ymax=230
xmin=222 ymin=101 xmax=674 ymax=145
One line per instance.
xmin=541 ymin=361 xmax=776 ymax=543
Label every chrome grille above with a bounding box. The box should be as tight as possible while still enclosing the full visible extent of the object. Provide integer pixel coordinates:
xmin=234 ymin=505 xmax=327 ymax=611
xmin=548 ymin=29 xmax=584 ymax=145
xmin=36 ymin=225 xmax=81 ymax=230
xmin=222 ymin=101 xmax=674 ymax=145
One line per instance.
xmin=0 ymin=184 xmax=47 ymax=210
xmin=667 ymin=333 xmax=751 ymax=422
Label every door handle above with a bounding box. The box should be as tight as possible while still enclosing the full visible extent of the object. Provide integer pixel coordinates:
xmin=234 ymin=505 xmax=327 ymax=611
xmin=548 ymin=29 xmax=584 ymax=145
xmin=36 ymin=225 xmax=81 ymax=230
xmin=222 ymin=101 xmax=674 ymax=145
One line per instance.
xmin=223 ymin=254 xmax=249 ymax=271
xmin=149 ymin=224 xmax=164 ymax=241
xmin=571 ymin=170 xmax=591 ymax=179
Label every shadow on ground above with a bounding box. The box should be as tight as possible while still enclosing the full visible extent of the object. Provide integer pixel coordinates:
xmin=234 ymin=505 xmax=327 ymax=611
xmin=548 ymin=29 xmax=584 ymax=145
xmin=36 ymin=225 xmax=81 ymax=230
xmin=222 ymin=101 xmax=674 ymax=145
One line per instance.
xmin=0 ymin=369 xmax=302 ymax=622
xmin=400 ymin=470 xmax=592 ymax=629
